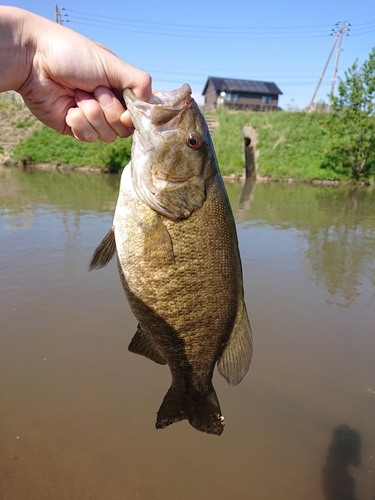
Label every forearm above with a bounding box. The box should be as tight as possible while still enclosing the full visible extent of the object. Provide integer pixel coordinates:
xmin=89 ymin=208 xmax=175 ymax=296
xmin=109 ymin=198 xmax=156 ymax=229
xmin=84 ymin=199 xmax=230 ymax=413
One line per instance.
xmin=0 ymin=6 xmax=33 ymax=93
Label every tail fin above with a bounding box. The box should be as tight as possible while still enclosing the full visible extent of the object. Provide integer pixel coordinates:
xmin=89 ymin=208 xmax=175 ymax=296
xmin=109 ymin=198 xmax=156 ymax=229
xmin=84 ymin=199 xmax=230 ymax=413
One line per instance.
xmin=155 ymin=386 xmax=225 ymax=436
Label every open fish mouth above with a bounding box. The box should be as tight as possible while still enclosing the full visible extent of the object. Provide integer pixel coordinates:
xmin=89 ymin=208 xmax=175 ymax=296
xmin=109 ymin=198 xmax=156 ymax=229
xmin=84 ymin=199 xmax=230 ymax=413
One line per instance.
xmin=124 ymin=84 xmax=192 ymax=126
xmin=124 ymin=84 xmax=192 ymax=108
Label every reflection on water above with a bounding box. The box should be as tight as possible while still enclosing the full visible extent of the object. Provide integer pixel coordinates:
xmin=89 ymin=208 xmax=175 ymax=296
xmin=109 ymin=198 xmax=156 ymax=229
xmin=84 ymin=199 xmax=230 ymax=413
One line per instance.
xmin=235 ymin=177 xmax=257 ymax=218
xmin=1 ymin=167 xmax=375 ymax=500
xmin=226 ymin=180 xmax=375 ymax=308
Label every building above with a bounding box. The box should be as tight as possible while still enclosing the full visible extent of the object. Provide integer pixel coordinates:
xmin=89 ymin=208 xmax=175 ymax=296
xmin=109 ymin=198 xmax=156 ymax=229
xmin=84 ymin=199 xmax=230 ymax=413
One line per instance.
xmin=202 ymin=76 xmax=283 ymax=111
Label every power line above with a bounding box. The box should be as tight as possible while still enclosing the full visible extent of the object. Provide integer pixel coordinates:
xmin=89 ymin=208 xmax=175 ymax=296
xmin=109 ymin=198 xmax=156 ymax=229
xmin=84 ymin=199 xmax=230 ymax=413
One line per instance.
xmin=68 ymin=15 xmax=328 ymax=35
xmin=61 ymin=8 xmax=344 ymax=40
xmin=61 ymin=8 xmax=375 ymax=39
xmin=65 ymin=8 xmax=334 ymax=32
xmin=66 ymin=20 xmax=331 ymax=40
xmin=147 ymin=67 xmax=333 ymax=80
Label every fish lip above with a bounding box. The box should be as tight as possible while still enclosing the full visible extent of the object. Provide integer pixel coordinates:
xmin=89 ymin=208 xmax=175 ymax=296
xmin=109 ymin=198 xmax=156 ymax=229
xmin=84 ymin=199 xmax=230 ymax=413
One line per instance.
xmin=154 ymin=175 xmax=188 ymax=183
xmin=123 ymin=84 xmax=192 ymax=107
xmin=152 ymin=175 xmax=189 ymax=191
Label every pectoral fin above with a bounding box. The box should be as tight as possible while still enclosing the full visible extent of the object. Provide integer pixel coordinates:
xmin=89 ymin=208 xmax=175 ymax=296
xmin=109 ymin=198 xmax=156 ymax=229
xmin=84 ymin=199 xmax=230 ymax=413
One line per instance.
xmin=128 ymin=324 xmax=167 ymax=365
xmin=88 ymin=227 xmax=116 ymax=271
xmin=140 ymin=215 xmax=175 ymax=265
xmin=217 ymin=302 xmax=253 ymax=386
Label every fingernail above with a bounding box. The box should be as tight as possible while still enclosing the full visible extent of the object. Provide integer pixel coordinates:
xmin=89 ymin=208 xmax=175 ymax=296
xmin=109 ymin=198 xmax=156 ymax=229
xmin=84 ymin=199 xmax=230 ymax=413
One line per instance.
xmin=96 ymin=88 xmax=114 ymax=108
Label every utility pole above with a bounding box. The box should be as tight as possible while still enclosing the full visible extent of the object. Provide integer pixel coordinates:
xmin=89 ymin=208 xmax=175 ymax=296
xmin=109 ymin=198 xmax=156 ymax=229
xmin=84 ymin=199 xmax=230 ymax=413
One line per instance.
xmin=55 ymin=4 xmax=62 ymax=24
xmin=308 ymin=21 xmax=350 ymax=111
xmin=308 ymin=34 xmax=339 ymax=111
xmin=328 ymin=23 xmax=347 ymax=111
xmin=55 ymin=5 xmax=67 ymax=24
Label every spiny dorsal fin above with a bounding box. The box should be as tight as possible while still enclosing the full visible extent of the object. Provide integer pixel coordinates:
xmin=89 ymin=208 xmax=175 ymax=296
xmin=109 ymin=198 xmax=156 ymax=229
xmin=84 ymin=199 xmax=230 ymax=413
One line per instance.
xmin=217 ymin=301 xmax=253 ymax=386
xmin=88 ymin=227 xmax=116 ymax=271
xmin=128 ymin=324 xmax=167 ymax=365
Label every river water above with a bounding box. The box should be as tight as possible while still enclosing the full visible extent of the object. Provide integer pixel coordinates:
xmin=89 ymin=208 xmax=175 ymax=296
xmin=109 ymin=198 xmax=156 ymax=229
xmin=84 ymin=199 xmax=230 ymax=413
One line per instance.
xmin=1 ymin=166 xmax=374 ymax=500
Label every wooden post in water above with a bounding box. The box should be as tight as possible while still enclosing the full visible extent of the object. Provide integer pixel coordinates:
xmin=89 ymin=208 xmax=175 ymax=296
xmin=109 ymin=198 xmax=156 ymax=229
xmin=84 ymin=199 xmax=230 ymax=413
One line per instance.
xmin=242 ymin=126 xmax=258 ymax=179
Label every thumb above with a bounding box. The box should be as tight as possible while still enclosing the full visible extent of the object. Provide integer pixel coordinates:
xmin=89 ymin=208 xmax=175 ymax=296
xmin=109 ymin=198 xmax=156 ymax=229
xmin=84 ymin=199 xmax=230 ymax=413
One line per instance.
xmin=100 ymin=50 xmax=152 ymax=102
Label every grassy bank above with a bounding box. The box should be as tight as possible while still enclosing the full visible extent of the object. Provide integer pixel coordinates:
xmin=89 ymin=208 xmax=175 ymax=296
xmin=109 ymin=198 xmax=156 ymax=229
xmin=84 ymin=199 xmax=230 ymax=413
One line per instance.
xmin=12 ymin=126 xmax=132 ymax=172
xmin=209 ymin=108 xmax=343 ymax=180
xmin=5 ymin=101 xmax=368 ymax=182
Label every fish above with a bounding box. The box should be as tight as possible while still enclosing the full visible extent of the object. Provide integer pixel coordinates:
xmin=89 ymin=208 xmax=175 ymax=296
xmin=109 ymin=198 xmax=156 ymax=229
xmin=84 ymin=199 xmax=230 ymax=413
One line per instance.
xmin=89 ymin=84 xmax=252 ymax=436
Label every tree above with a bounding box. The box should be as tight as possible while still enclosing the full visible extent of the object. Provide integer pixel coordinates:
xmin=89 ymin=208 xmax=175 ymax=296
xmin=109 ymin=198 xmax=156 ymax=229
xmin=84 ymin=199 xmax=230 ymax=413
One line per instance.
xmin=323 ymin=47 xmax=375 ymax=180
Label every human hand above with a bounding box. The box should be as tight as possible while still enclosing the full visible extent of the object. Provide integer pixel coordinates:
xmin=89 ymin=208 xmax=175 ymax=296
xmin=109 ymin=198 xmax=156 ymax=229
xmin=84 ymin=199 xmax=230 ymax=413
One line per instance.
xmin=1 ymin=7 xmax=152 ymax=142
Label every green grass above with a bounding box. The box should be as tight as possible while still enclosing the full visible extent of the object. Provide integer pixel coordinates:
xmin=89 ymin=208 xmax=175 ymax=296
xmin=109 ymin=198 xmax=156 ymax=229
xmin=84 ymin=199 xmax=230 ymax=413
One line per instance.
xmin=12 ymin=125 xmax=132 ymax=172
xmin=209 ymin=108 xmax=347 ymax=181
xmin=14 ymin=116 xmax=35 ymax=129
xmin=10 ymin=106 xmax=367 ymax=181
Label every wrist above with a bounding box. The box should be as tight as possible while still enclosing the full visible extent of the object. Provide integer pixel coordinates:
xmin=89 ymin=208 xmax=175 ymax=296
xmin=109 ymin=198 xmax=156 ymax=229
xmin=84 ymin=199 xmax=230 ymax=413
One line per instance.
xmin=0 ymin=7 xmax=35 ymax=93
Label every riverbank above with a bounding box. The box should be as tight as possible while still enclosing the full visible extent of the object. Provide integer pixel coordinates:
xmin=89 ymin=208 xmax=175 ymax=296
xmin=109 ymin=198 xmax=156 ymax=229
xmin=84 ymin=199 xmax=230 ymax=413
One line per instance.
xmin=3 ymin=163 xmax=371 ymax=189
xmin=0 ymin=94 xmax=39 ymax=165
xmin=1 ymin=95 xmax=373 ymax=184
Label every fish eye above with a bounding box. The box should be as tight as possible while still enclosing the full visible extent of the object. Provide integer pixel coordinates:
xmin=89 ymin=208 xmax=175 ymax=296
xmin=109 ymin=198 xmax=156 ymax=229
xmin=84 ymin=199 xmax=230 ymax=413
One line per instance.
xmin=187 ymin=133 xmax=201 ymax=150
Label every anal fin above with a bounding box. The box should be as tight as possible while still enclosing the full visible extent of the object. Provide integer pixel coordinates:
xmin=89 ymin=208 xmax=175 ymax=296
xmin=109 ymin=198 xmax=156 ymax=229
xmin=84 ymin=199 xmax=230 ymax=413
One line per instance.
xmin=217 ymin=301 xmax=253 ymax=386
xmin=88 ymin=227 xmax=116 ymax=271
xmin=128 ymin=324 xmax=167 ymax=365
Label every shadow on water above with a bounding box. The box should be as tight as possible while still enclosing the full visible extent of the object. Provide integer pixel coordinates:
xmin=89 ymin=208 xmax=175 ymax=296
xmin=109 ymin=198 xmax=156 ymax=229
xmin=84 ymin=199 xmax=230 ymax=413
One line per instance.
xmin=322 ymin=424 xmax=362 ymax=500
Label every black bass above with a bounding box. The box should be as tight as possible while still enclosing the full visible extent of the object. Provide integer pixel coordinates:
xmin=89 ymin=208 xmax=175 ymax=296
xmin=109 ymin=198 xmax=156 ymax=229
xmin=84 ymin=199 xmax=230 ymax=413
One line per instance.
xmin=89 ymin=84 xmax=252 ymax=435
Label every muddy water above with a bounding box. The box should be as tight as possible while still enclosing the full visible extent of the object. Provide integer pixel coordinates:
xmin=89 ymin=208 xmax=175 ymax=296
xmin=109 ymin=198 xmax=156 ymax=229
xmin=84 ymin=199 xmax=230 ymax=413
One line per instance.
xmin=1 ymin=167 xmax=374 ymax=500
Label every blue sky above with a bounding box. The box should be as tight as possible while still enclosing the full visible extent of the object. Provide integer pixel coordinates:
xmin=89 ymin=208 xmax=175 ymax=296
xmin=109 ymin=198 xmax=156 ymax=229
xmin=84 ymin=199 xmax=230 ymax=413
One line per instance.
xmin=4 ymin=0 xmax=375 ymax=109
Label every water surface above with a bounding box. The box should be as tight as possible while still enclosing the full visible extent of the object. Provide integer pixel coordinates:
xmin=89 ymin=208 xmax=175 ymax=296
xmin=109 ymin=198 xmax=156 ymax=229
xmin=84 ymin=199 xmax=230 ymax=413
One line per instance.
xmin=1 ymin=167 xmax=374 ymax=499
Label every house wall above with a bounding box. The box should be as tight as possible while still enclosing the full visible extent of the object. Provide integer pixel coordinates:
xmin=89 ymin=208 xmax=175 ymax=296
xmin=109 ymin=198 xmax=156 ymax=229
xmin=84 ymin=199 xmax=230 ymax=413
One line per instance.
xmin=203 ymin=81 xmax=218 ymax=110
xmin=236 ymin=92 xmax=279 ymax=106
xmin=203 ymin=88 xmax=280 ymax=111
xmin=232 ymin=92 xmax=279 ymax=111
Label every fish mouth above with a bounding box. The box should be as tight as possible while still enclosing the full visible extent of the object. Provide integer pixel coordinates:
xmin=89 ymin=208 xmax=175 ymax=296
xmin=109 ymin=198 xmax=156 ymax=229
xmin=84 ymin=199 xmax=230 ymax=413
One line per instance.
xmin=124 ymin=84 xmax=192 ymax=107
xmin=124 ymin=84 xmax=192 ymax=126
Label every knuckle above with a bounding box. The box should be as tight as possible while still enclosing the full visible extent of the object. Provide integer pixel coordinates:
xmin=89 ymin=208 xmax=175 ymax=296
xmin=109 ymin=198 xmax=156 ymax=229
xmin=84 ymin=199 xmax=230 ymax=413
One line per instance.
xmin=140 ymin=71 xmax=152 ymax=91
